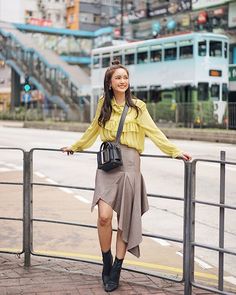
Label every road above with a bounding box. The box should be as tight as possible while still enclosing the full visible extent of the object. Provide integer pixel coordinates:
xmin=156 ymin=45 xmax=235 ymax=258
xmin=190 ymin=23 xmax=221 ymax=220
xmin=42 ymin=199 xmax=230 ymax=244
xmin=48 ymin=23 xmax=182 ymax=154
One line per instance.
xmin=0 ymin=124 xmax=236 ymax=290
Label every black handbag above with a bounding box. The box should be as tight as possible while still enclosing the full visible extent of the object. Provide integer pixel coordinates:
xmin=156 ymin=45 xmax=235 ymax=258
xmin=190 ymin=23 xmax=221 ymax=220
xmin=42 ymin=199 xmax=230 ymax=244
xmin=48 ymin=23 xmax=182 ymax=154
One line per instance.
xmin=97 ymin=104 xmax=129 ymax=172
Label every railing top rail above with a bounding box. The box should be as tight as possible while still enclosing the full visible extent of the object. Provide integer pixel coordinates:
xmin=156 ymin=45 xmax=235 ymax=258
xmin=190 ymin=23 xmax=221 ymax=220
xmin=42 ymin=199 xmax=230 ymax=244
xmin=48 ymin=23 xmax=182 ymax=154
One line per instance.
xmin=192 ymin=158 xmax=236 ymax=166
xmin=0 ymin=147 xmax=25 ymax=152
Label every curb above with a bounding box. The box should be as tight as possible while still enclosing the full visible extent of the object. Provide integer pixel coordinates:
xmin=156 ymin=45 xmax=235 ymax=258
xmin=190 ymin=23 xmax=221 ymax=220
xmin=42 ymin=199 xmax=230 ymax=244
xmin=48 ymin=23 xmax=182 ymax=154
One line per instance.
xmin=23 ymin=121 xmax=236 ymax=144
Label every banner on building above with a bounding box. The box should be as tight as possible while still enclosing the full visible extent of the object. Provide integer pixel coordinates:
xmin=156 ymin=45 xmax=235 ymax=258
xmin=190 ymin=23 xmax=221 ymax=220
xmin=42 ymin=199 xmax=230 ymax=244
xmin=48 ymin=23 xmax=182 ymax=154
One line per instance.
xmin=192 ymin=0 xmax=230 ymax=10
xmin=150 ymin=0 xmax=191 ymax=17
xmin=229 ymin=1 xmax=236 ymax=28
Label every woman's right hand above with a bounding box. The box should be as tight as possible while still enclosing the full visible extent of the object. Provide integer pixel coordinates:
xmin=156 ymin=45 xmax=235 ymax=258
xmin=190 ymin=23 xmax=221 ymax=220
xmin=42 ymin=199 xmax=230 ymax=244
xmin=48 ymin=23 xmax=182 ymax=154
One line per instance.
xmin=60 ymin=146 xmax=74 ymax=155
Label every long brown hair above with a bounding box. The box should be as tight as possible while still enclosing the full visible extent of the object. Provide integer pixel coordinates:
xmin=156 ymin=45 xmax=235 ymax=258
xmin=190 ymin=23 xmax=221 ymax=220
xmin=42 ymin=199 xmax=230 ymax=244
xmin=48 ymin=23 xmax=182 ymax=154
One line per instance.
xmin=98 ymin=60 xmax=140 ymax=127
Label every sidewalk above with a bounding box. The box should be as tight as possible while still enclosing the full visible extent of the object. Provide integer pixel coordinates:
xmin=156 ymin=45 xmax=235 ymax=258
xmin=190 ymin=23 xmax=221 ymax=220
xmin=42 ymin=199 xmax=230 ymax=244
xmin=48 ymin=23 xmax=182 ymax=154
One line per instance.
xmin=0 ymin=254 xmax=215 ymax=295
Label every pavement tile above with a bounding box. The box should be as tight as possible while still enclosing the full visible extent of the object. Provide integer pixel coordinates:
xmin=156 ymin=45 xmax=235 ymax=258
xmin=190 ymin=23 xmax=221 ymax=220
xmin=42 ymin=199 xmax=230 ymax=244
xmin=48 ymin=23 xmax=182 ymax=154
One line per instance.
xmin=0 ymin=254 xmax=224 ymax=295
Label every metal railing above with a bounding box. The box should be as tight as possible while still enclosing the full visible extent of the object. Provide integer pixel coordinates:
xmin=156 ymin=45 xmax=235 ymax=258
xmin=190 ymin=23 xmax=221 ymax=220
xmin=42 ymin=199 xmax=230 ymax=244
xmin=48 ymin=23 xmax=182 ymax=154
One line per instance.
xmin=0 ymin=147 xmax=235 ymax=295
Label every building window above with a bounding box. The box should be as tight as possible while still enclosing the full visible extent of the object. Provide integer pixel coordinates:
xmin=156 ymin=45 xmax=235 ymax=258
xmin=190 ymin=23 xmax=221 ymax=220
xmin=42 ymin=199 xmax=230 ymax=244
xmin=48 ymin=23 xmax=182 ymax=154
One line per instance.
xmin=210 ymin=41 xmax=222 ymax=57
xmin=56 ymin=14 xmax=61 ymax=22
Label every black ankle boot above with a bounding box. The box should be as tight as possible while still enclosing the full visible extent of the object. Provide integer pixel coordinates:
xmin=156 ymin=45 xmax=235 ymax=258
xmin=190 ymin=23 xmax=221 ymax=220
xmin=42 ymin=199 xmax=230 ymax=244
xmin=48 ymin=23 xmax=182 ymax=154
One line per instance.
xmin=105 ymin=257 xmax=123 ymax=292
xmin=102 ymin=250 xmax=113 ymax=286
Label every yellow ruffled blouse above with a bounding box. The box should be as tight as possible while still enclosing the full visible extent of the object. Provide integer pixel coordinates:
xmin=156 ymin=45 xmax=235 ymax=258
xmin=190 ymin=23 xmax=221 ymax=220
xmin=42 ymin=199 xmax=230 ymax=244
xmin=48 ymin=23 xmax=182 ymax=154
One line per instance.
xmin=71 ymin=97 xmax=182 ymax=157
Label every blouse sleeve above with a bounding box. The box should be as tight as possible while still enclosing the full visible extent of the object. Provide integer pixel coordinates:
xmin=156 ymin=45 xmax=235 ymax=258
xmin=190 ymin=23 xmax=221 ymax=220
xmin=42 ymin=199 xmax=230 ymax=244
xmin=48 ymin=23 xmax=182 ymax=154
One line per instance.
xmin=70 ymin=98 xmax=103 ymax=152
xmin=137 ymin=102 xmax=182 ymax=158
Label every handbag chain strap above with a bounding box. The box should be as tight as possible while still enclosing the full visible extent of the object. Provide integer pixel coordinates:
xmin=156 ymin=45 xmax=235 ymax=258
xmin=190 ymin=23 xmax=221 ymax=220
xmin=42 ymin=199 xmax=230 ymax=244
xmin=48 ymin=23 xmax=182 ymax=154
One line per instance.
xmin=115 ymin=104 xmax=129 ymax=145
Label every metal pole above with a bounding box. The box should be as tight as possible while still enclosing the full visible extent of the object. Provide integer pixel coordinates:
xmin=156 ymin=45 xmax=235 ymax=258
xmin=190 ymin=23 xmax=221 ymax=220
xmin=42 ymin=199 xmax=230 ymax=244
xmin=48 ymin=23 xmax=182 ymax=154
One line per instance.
xmin=218 ymin=151 xmax=226 ymax=290
xmin=120 ymin=0 xmax=124 ymax=39
xmin=23 ymin=151 xmax=33 ymax=267
xmin=184 ymin=161 xmax=194 ymax=295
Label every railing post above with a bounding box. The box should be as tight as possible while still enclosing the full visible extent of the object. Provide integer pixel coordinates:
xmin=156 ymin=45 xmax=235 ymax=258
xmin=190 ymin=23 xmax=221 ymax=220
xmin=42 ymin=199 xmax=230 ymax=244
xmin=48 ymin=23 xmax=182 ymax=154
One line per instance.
xmin=218 ymin=151 xmax=226 ymax=290
xmin=23 ymin=151 xmax=33 ymax=267
xmin=184 ymin=161 xmax=194 ymax=295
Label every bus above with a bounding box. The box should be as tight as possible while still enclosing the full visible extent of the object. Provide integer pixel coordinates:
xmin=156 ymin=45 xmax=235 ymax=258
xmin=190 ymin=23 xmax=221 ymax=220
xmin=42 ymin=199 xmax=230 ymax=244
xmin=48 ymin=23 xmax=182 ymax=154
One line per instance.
xmin=91 ymin=32 xmax=229 ymax=127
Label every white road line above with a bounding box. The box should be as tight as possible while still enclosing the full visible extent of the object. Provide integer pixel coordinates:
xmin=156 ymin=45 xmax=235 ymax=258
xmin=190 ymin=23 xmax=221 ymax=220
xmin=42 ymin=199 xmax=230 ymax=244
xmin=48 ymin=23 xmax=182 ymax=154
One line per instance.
xmin=224 ymin=276 xmax=236 ymax=286
xmin=45 ymin=178 xmax=58 ymax=184
xmin=34 ymin=172 xmax=45 ymax=178
xmin=151 ymin=237 xmax=170 ymax=246
xmin=74 ymin=195 xmax=90 ymax=204
xmin=59 ymin=187 xmax=73 ymax=194
xmin=0 ymin=167 xmax=12 ymax=172
xmin=176 ymin=251 xmax=212 ymax=269
xmin=4 ymin=163 xmax=22 ymax=170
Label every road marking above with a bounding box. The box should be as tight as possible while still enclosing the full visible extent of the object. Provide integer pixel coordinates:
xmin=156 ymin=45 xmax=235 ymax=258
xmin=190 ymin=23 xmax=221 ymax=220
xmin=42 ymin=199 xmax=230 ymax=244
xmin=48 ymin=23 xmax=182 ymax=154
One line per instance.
xmin=5 ymin=163 xmax=22 ymax=170
xmin=45 ymin=178 xmax=58 ymax=184
xmin=151 ymin=237 xmax=170 ymax=246
xmin=35 ymin=172 xmax=46 ymax=178
xmin=59 ymin=187 xmax=73 ymax=194
xmin=0 ymin=167 xmax=12 ymax=172
xmin=74 ymin=195 xmax=90 ymax=204
xmin=224 ymin=276 xmax=236 ymax=286
xmin=176 ymin=251 xmax=212 ymax=269
xmin=33 ymin=249 xmax=219 ymax=280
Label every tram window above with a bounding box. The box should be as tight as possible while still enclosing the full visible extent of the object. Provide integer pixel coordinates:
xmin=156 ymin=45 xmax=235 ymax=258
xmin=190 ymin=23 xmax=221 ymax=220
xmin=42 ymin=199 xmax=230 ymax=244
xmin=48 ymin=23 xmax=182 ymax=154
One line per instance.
xmin=102 ymin=56 xmax=110 ymax=68
xmin=150 ymin=88 xmax=161 ymax=102
xmin=222 ymin=83 xmax=228 ymax=101
xmin=125 ymin=53 xmax=134 ymax=65
xmin=164 ymin=48 xmax=177 ymax=61
xmin=198 ymin=41 xmax=206 ymax=56
xmin=224 ymin=43 xmax=228 ymax=58
xmin=180 ymin=45 xmax=193 ymax=59
xmin=210 ymin=41 xmax=222 ymax=57
xmin=137 ymin=51 xmax=148 ymax=64
xmin=93 ymin=55 xmax=100 ymax=68
xmin=135 ymin=90 xmax=148 ymax=102
xmin=150 ymin=49 xmax=162 ymax=62
xmin=113 ymin=55 xmax=122 ymax=63
xmin=198 ymin=83 xmax=208 ymax=101
xmin=210 ymin=84 xmax=220 ymax=101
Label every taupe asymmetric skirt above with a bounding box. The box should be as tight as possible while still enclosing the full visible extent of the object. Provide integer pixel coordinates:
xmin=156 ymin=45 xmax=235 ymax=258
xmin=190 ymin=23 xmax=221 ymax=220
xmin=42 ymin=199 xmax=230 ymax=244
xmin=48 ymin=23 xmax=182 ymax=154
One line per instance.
xmin=91 ymin=144 xmax=149 ymax=258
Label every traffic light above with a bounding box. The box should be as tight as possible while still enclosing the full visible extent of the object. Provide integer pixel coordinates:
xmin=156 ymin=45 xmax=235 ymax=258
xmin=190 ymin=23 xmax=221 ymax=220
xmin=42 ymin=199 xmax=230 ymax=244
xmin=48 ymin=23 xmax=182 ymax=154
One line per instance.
xmin=22 ymin=76 xmax=36 ymax=92
xmin=23 ymin=76 xmax=31 ymax=92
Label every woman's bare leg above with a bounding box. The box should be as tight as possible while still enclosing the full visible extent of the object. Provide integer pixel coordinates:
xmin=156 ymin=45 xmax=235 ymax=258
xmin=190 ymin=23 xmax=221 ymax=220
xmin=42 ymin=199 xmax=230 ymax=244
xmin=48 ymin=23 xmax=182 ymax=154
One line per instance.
xmin=116 ymin=229 xmax=127 ymax=259
xmin=97 ymin=199 xmax=113 ymax=252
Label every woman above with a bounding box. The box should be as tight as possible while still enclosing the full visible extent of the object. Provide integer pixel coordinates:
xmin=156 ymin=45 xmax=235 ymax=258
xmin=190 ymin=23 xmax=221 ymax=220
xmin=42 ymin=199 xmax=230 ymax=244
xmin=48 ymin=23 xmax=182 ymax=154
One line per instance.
xmin=61 ymin=60 xmax=191 ymax=292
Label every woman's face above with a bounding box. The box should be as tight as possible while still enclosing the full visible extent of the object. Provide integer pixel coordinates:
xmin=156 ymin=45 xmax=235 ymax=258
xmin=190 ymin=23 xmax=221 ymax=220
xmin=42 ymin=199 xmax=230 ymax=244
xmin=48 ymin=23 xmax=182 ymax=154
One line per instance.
xmin=110 ymin=68 xmax=129 ymax=94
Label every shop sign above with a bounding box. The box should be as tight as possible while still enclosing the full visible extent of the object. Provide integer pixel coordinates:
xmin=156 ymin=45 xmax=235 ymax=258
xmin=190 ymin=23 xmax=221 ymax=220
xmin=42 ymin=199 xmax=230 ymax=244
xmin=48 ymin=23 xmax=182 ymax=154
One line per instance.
xmin=181 ymin=15 xmax=190 ymax=27
xmin=27 ymin=18 xmax=52 ymax=27
xmin=192 ymin=0 xmax=230 ymax=10
xmin=149 ymin=0 xmax=191 ymax=17
xmin=229 ymin=66 xmax=236 ymax=82
xmin=229 ymin=2 xmax=236 ymax=28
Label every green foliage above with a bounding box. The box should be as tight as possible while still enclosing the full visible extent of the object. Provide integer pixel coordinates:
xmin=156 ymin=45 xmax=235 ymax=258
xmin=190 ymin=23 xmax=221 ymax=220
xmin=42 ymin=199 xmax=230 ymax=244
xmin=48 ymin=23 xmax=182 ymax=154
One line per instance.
xmin=0 ymin=107 xmax=44 ymax=121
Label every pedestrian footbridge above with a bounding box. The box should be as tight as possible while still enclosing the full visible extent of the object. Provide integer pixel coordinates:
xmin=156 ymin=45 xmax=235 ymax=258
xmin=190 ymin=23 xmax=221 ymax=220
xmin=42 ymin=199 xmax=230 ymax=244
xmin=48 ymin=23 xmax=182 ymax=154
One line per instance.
xmin=0 ymin=22 xmax=91 ymax=120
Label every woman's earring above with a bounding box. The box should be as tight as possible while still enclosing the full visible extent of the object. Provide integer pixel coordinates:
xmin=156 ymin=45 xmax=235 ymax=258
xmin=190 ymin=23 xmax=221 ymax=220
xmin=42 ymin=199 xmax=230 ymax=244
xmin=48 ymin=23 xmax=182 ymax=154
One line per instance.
xmin=109 ymin=85 xmax=112 ymax=90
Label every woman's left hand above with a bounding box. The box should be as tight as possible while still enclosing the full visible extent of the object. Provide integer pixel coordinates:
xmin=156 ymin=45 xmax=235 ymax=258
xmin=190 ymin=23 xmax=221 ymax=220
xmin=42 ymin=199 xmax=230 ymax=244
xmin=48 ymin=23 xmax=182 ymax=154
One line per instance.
xmin=179 ymin=152 xmax=192 ymax=161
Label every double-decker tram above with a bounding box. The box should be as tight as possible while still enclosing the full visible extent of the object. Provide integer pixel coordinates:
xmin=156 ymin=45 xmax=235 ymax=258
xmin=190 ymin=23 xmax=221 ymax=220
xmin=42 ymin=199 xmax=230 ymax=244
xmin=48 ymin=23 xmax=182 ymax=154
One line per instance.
xmin=91 ymin=32 xmax=229 ymax=127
